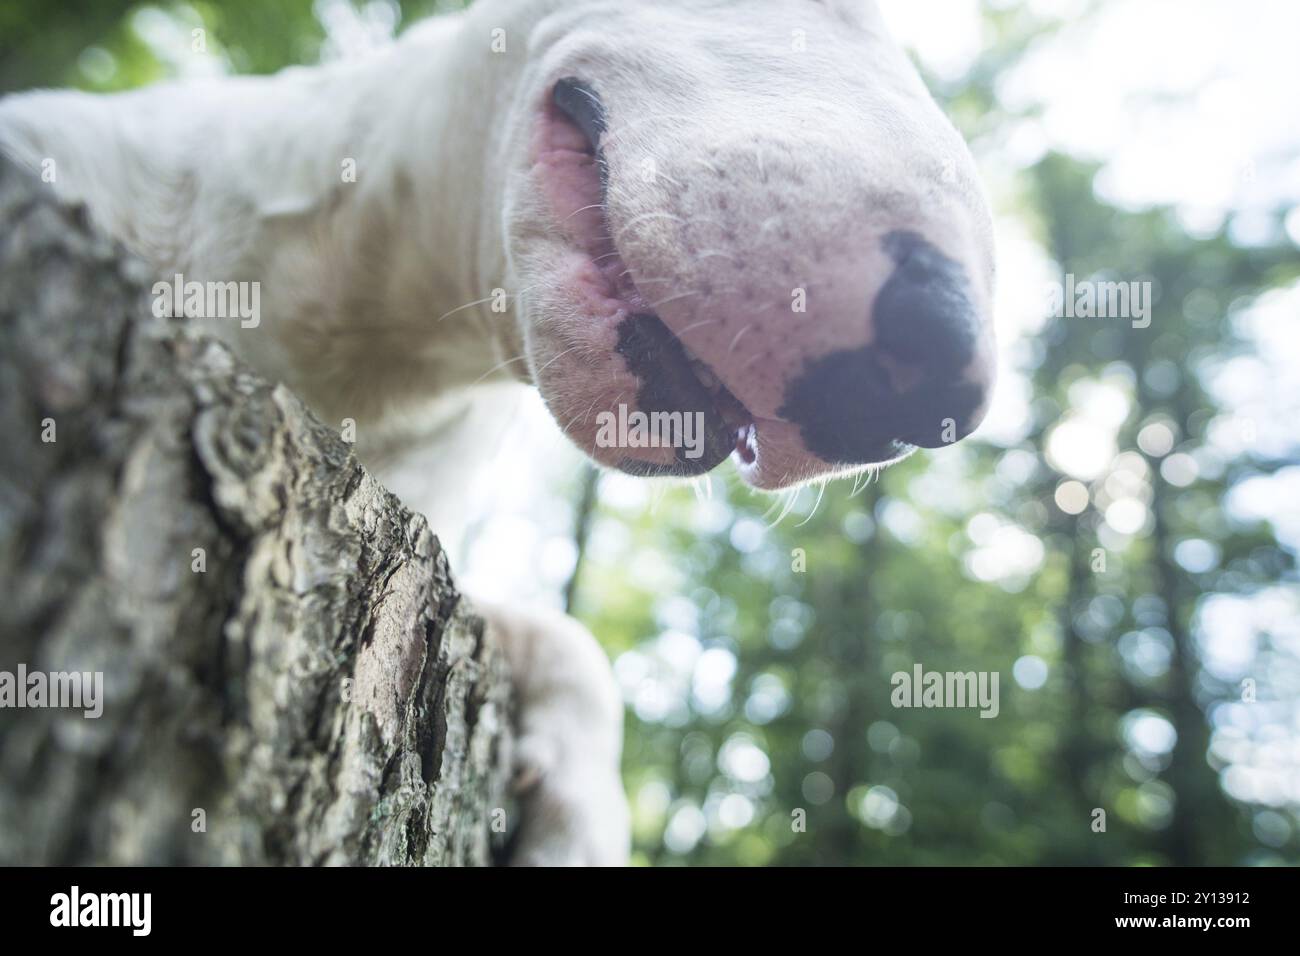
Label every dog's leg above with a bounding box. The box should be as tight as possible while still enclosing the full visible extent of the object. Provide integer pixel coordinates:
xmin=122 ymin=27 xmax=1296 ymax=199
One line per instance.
xmin=473 ymin=599 xmax=630 ymax=866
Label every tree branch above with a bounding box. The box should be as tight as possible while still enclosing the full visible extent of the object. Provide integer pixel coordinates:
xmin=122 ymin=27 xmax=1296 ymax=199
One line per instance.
xmin=0 ymin=157 xmax=512 ymax=865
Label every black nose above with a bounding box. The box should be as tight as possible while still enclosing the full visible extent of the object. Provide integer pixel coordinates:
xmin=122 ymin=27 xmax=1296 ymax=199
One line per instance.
xmin=778 ymin=232 xmax=989 ymax=464
xmin=876 ymin=231 xmax=980 ymax=376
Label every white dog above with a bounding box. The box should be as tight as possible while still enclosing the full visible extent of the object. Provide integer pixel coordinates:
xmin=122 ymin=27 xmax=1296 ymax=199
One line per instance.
xmin=0 ymin=0 xmax=997 ymax=864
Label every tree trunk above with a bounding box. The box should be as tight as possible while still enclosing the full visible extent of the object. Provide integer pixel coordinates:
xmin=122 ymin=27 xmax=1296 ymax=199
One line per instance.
xmin=0 ymin=157 xmax=513 ymax=865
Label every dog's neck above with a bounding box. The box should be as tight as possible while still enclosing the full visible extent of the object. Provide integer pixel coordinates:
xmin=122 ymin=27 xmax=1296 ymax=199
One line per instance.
xmin=2 ymin=4 xmax=557 ymax=430
xmin=191 ymin=10 xmax=526 ymax=426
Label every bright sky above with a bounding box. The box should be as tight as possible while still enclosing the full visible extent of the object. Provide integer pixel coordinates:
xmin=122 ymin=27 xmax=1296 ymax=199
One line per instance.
xmin=881 ymin=0 xmax=1300 ymax=223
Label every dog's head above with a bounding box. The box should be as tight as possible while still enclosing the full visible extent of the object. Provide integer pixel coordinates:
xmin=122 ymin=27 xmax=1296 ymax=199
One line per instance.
xmin=499 ymin=0 xmax=996 ymax=489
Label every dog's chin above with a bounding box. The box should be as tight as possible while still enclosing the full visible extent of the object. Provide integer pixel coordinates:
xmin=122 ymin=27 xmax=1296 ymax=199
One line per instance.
xmin=550 ymin=400 xmax=915 ymax=489
xmin=522 ymin=273 xmax=750 ymax=481
xmin=530 ymin=325 xmax=916 ymax=489
xmin=523 ymin=280 xmax=917 ymax=487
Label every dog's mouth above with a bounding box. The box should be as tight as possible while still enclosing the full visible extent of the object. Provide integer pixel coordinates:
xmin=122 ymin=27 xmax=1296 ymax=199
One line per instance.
xmin=543 ymin=78 xmax=758 ymax=476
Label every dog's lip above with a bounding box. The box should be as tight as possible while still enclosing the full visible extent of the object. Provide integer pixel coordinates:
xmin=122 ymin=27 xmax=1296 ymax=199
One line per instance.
xmin=608 ymin=307 xmax=761 ymax=479
xmin=612 ymin=313 xmax=744 ymax=476
xmin=543 ymin=78 xmax=761 ymax=478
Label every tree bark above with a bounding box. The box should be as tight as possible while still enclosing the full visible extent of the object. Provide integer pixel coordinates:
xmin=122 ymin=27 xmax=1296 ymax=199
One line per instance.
xmin=0 ymin=157 xmax=513 ymax=865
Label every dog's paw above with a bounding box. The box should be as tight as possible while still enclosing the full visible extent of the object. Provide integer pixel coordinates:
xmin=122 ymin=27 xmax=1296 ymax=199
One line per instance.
xmin=510 ymin=731 xmax=558 ymax=796
xmin=509 ymin=733 xmax=630 ymax=866
xmin=473 ymin=598 xmax=630 ymax=865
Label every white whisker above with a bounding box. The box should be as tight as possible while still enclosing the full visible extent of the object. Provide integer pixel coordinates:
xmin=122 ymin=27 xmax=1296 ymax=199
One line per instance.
xmin=676 ymin=318 xmax=722 ymax=338
xmin=472 ymin=354 xmax=530 ymax=385
xmin=534 ymin=344 xmax=583 ymax=375
xmin=615 ymin=211 xmax=684 ymax=240
xmin=767 ymin=486 xmax=802 ymax=529
xmin=435 ymin=282 xmax=543 ymax=323
xmin=436 ymin=295 xmax=497 ymax=323
xmin=602 ymin=112 xmax=703 ymax=145
xmin=729 ymin=324 xmax=754 ymax=353
xmin=562 ymin=203 xmax=605 ymax=224
xmin=650 ymin=290 xmax=702 ymax=309
xmin=794 ymin=479 xmax=827 ymax=528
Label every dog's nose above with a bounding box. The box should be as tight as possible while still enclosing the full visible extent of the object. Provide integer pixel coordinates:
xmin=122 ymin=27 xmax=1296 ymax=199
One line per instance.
xmin=778 ymin=231 xmax=992 ymax=464
xmin=875 ymin=231 xmax=980 ymax=378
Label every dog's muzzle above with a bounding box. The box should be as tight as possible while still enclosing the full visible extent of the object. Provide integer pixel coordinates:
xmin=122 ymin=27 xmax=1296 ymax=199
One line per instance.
xmin=779 ymin=231 xmax=993 ymax=465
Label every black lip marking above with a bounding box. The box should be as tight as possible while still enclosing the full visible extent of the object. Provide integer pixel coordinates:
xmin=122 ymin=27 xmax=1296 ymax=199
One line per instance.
xmin=612 ymin=313 xmax=736 ymax=477
xmin=555 ymin=86 xmax=729 ymax=476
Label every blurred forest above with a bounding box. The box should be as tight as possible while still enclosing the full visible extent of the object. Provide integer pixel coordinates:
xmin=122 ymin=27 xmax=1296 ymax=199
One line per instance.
xmin=3 ymin=0 xmax=1296 ymax=866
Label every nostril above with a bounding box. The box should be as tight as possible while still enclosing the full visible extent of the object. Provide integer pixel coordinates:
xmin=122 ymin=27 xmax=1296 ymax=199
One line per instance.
xmin=780 ymin=347 xmax=989 ymax=464
xmin=875 ymin=230 xmax=979 ymax=375
xmin=776 ymin=233 xmax=991 ymax=464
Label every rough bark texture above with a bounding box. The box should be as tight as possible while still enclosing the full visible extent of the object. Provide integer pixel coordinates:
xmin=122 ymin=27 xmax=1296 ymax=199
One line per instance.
xmin=0 ymin=158 xmax=513 ymax=865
